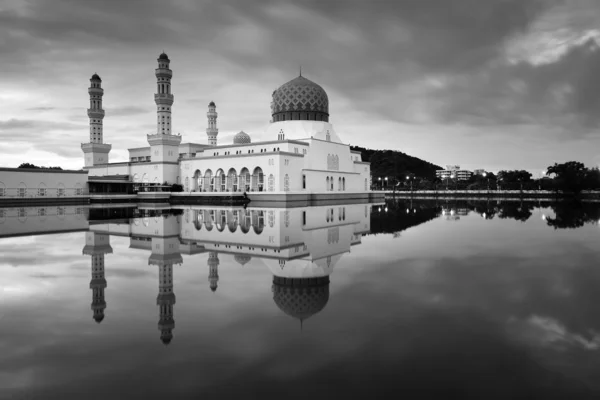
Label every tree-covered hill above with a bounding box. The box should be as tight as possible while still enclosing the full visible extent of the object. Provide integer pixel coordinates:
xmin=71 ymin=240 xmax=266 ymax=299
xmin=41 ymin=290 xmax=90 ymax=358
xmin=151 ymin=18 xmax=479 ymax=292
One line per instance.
xmin=351 ymin=146 xmax=442 ymax=180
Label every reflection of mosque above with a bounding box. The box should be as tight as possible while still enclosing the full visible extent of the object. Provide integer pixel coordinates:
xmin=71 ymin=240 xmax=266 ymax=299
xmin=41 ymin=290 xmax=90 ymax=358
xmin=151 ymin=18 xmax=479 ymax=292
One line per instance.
xmin=86 ymin=203 xmax=373 ymax=344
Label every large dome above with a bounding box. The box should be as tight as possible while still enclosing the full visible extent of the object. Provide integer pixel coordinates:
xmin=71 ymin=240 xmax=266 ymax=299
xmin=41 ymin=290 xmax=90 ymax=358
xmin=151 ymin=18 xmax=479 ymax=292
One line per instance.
xmin=271 ymin=75 xmax=329 ymax=122
xmin=272 ymin=276 xmax=330 ymax=322
xmin=233 ymin=131 xmax=251 ymax=145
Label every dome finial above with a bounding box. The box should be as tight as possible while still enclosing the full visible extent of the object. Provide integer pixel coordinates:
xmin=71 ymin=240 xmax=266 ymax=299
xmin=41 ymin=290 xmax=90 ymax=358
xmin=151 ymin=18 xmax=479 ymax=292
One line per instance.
xmin=299 ymin=65 xmax=302 ymax=77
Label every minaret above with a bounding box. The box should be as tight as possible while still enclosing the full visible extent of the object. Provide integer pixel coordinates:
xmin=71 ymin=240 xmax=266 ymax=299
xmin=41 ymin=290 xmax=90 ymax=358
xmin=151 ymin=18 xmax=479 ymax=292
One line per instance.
xmin=206 ymin=101 xmax=218 ymax=146
xmin=155 ymin=53 xmax=173 ymax=135
xmin=148 ymin=52 xmax=181 ymax=166
xmin=149 ymin=235 xmax=182 ymax=346
xmin=82 ymin=232 xmax=113 ymax=323
xmin=208 ymin=251 xmax=219 ymax=292
xmin=81 ymin=74 xmax=111 ymax=167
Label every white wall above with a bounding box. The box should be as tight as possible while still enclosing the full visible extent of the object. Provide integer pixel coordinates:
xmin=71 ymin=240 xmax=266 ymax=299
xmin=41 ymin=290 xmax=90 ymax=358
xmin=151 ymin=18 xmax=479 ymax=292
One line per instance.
xmin=0 ymin=168 xmax=88 ymax=198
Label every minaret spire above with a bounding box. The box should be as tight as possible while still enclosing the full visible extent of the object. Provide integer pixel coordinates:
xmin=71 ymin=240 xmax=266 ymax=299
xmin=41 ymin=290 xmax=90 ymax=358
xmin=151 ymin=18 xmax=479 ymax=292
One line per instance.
xmin=206 ymin=101 xmax=218 ymax=146
xmin=155 ymin=52 xmax=174 ymax=135
xmin=299 ymin=65 xmax=302 ymax=77
xmin=81 ymin=74 xmax=111 ymax=167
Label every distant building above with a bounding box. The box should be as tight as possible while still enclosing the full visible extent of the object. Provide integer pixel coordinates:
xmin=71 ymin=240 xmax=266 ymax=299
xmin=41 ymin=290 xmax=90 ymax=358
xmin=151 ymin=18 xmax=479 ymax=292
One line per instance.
xmin=435 ymin=165 xmax=472 ymax=181
xmin=473 ymin=169 xmax=486 ymax=176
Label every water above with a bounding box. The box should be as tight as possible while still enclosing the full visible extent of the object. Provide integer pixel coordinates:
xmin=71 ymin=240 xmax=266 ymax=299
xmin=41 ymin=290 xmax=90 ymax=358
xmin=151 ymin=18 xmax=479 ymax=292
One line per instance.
xmin=1 ymin=199 xmax=600 ymax=399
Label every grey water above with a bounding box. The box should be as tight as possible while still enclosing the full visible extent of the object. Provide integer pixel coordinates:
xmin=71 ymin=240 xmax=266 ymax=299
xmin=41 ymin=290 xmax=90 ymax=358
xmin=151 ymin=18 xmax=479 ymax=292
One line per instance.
xmin=1 ymin=199 xmax=600 ymax=399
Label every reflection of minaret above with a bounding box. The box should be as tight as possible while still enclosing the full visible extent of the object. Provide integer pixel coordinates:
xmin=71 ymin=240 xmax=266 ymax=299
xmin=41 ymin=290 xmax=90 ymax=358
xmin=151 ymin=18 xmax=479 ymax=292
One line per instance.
xmin=82 ymin=232 xmax=113 ymax=323
xmin=149 ymin=236 xmax=182 ymax=346
xmin=208 ymin=251 xmax=219 ymax=292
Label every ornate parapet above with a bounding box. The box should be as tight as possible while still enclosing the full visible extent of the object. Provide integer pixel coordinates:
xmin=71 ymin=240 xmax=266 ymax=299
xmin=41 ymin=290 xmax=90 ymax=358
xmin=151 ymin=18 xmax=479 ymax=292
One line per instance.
xmin=147 ymin=133 xmax=182 ymax=147
xmin=81 ymin=142 xmax=112 ymax=153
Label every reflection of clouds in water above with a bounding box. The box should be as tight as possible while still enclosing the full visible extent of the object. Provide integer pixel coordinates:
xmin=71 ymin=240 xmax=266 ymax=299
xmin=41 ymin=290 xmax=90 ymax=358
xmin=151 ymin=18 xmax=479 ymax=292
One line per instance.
xmin=510 ymin=315 xmax=600 ymax=351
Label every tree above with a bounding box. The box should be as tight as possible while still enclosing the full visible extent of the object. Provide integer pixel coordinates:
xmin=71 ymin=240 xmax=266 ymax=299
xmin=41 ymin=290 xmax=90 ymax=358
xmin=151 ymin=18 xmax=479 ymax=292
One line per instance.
xmin=497 ymin=170 xmax=532 ymax=190
xmin=17 ymin=163 xmax=62 ymax=170
xmin=547 ymin=161 xmax=588 ymax=194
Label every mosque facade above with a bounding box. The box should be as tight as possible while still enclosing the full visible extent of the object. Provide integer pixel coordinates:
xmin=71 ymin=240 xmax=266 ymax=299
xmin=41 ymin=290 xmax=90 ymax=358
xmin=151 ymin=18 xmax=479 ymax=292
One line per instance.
xmin=84 ymin=53 xmax=373 ymax=200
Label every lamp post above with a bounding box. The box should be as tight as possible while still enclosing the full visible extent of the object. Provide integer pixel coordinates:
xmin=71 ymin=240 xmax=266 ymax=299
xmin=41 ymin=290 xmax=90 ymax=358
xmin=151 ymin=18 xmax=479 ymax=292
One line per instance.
xmin=406 ymin=175 xmax=413 ymax=192
xmin=378 ymin=177 xmax=381 ymax=190
xmin=539 ymin=170 xmax=546 ymax=191
xmin=483 ymin=172 xmax=489 ymax=192
xmin=384 ymin=177 xmax=388 ymax=191
xmin=451 ymin=173 xmax=456 ymax=191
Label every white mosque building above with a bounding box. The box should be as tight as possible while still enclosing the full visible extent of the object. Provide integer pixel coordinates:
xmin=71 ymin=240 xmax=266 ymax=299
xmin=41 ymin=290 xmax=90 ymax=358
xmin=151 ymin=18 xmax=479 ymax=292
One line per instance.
xmin=85 ymin=52 xmax=373 ymax=202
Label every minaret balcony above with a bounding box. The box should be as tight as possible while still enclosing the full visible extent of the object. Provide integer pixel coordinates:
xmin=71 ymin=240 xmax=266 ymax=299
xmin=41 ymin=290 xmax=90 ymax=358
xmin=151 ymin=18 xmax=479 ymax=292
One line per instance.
xmin=88 ymin=87 xmax=104 ymax=95
xmin=155 ymin=68 xmax=173 ymax=78
xmin=87 ymin=109 xmax=105 ymax=118
xmin=154 ymin=93 xmax=174 ymax=105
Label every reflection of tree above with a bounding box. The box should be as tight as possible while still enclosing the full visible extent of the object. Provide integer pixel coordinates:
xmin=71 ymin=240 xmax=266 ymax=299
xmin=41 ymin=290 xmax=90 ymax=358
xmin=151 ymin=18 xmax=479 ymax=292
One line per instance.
xmin=369 ymin=200 xmax=439 ymax=235
xmin=545 ymin=201 xmax=600 ymax=229
xmin=497 ymin=202 xmax=534 ymax=222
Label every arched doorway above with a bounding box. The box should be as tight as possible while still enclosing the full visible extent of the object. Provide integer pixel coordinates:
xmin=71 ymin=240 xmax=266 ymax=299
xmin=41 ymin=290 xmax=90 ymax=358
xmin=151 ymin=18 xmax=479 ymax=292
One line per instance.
xmin=215 ymin=169 xmax=225 ymax=192
xmin=227 ymin=168 xmax=237 ymax=192
xmin=193 ymin=169 xmax=202 ymax=192
xmin=252 ymin=167 xmax=264 ymax=192
xmin=240 ymin=168 xmax=251 ymax=192
xmin=204 ymin=170 xmax=213 ymax=192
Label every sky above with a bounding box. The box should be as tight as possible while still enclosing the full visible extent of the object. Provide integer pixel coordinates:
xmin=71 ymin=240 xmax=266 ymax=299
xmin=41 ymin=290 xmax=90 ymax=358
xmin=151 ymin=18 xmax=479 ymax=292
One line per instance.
xmin=1 ymin=0 xmax=600 ymax=173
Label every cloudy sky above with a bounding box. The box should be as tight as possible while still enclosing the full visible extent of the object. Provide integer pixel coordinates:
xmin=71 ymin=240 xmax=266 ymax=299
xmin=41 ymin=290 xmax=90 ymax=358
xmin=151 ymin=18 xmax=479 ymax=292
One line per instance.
xmin=1 ymin=0 xmax=600 ymax=173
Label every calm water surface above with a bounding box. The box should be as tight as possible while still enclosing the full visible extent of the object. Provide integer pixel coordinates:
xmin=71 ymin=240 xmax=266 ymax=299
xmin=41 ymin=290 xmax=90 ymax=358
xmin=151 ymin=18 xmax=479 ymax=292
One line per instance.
xmin=1 ymin=199 xmax=600 ymax=399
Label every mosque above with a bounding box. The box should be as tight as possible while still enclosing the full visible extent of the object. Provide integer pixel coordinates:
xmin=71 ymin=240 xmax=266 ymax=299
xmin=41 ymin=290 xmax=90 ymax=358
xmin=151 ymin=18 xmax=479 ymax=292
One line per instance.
xmin=84 ymin=53 xmax=373 ymax=201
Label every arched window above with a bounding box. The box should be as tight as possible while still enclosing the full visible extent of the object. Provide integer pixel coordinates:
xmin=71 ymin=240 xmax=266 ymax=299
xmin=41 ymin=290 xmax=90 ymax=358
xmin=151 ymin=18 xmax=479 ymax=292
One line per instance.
xmin=268 ymin=174 xmax=274 ymax=192
xmin=343 ymin=177 xmax=346 ymax=191
xmin=338 ymin=177 xmax=341 ymax=191
xmin=330 ymin=176 xmax=334 ymax=191
xmin=326 ymin=176 xmax=330 ymax=191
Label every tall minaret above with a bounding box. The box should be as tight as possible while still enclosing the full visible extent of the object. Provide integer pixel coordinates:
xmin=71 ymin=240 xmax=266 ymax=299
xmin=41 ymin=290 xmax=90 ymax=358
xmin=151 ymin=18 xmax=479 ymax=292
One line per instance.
xmin=148 ymin=52 xmax=181 ymax=167
xmin=149 ymin=235 xmax=182 ymax=346
xmin=206 ymin=101 xmax=218 ymax=146
xmin=155 ymin=53 xmax=173 ymax=135
xmin=81 ymin=74 xmax=111 ymax=167
xmin=208 ymin=251 xmax=219 ymax=292
xmin=82 ymin=232 xmax=113 ymax=323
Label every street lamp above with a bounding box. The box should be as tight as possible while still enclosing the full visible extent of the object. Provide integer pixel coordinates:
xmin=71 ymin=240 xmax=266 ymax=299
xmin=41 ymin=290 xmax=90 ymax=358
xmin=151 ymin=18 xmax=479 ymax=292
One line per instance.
xmin=384 ymin=177 xmax=388 ymax=190
xmin=406 ymin=175 xmax=413 ymax=192
xmin=378 ymin=177 xmax=381 ymax=190
xmin=451 ymin=173 xmax=456 ymax=191
xmin=539 ymin=170 xmax=546 ymax=191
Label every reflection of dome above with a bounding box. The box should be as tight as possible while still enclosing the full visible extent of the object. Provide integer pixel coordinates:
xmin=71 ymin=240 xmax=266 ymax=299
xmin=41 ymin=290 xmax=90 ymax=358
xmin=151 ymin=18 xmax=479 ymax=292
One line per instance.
xmin=209 ymin=101 xmax=215 ymax=107
xmin=233 ymin=131 xmax=251 ymax=144
xmin=234 ymin=254 xmax=252 ymax=266
xmin=161 ymin=335 xmax=172 ymax=345
xmin=271 ymin=75 xmax=329 ymax=122
xmin=158 ymin=52 xmax=169 ymax=60
xmin=272 ymin=276 xmax=330 ymax=322
xmin=94 ymin=314 xmax=104 ymax=323
xmin=91 ymin=73 xmax=101 ymax=81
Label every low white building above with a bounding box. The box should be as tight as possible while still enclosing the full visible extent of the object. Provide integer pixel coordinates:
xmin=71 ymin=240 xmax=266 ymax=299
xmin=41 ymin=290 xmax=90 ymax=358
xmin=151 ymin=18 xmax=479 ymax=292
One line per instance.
xmin=0 ymin=167 xmax=88 ymax=201
xmin=436 ymin=165 xmax=472 ymax=181
xmin=84 ymin=53 xmax=372 ymax=201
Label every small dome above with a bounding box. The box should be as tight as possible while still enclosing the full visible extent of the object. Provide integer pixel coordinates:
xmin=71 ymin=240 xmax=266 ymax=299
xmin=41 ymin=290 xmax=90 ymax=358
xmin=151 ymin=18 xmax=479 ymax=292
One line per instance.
xmin=272 ymin=276 xmax=330 ymax=322
xmin=209 ymin=101 xmax=216 ymax=107
xmin=158 ymin=52 xmax=169 ymax=60
xmin=234 ymin=254 xmax=252 ymax=266
xmin=94 ymin=314 xmax=105 ymax=323
xmin=271 ymin=75 xmax=329 ymax=122
xmin=233 ymin=131 xmax=251 ymax=145
xmin=161 ymin=336 xmax=172 ymax=345
xmin=91 ymin=73 xmax=101 ymax=82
